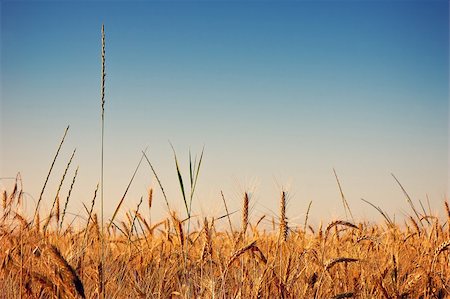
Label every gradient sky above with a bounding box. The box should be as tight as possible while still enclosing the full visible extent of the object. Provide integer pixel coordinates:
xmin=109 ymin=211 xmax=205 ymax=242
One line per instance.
xmin=1 ymin=1 xmax=448 ymax=228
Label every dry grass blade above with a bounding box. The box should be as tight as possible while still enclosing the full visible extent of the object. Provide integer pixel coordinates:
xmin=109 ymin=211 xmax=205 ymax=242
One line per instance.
xmin=325 ymin=257 xmax=359 ymax=270
xmin=142 ymin=151 xmax=171 ymax=212
xmin=391 ymin=173 xmax=422 ymax=225
xmin=255 ymin=215 xmax=265 ymax=228
xmin=108 ymin=151 xmax=146 ymax=229
xmin=361 ymin=198 xmax=394 ymax=227
xmin=130 ymin=196 xmax=143 ymax=237
xmin=304 ymin=200 xmax=312 ymax=232
xmin=136 ymin=212 xmax=151 ymax=234
xmin=221 ymin=191 xmax=234 ymax=235
xmin=333 ymin=168 xmax=354 ymax=222
xmin=55 ymin=195 xmax=60 ymax=226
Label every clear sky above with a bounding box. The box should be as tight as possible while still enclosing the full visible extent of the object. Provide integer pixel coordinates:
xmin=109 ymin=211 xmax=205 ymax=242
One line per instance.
xmin=1 ymin=1 xmax=448 ymax=228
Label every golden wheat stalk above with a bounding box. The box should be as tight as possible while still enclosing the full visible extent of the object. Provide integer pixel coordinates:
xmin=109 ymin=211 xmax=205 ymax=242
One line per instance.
xmin=173 ymin=213 xmax=185 ymax=249
xmin=59 ymin=166 xmax=78 ymax=232
xmin=325 ymin=220 xmax=358 ymax=240
xmin=45 ymin=148 xmax=76 ymax=234
xmin=48 ymin=245 xmax=85 ymax=298
xmin=148 ymin=187 xmax=153 ymax=225
xmin=242 ymin=192 xmax=249 ymax=235
xmin=431 ymin=239 xmax=450 ymax=268
xmin=227 ymin=239 xmax=257 ymax=268
xmin=279 ymin=191 xmax=288 ymax=242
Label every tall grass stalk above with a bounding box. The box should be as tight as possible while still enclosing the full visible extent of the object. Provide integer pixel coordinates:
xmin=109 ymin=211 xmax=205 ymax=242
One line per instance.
xmin=304 ymin=200 xmax=312 ymax=232
xmin=59 ymin=166 xmax=79 ymax=232
xmin=100 ymin=24 xmax=106 ymax=299
xmin=33 ymin=125 xmax=69 ymax=224
xmin=391 ymin=173 xmax=422 ymax=227
xmin=44 ymin=148 xmax=76 ymax=233
xmin=221 ymin=191 xmax=234 ymax=235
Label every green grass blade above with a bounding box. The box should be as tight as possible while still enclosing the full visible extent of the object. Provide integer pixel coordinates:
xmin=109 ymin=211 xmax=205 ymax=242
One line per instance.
xmin=170 ymin=143 xmax=188 ymax=216
xmin=190 ymin=146 xmax=204 ymax=202
xmin=189 ymin=149 xmax=193 ymax=190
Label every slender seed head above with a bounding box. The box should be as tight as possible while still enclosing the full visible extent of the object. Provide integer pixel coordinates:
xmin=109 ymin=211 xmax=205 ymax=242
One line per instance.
xmin=279 ymin=191 xmax=288 ymax=242
xmin=242 ymin=192 xmax=249 ymax=234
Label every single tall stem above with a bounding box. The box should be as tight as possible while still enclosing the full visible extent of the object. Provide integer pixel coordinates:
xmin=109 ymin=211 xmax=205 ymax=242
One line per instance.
xmin=100 ymin=24 xmax=106 ymax=299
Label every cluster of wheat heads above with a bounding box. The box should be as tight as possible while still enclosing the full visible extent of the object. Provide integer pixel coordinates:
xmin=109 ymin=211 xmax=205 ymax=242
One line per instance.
xmin=1 ymin=178 xmax=450 ymax=298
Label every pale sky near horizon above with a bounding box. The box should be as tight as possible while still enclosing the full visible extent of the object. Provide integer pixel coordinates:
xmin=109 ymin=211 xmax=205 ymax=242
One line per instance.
xmin=0 ymin=0 xmax=448 ymax=229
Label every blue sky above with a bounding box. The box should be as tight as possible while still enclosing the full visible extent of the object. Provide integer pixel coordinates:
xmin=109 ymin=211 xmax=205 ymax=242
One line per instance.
xmin=1 ymin=1 xmax=448 ymax=227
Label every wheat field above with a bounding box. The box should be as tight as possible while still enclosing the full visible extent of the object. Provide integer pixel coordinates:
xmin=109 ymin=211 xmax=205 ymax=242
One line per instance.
xmin=0 ymin=180 xmax=449 ymax=298
xmin=1 ymin=25 xmax=449 ymax=299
